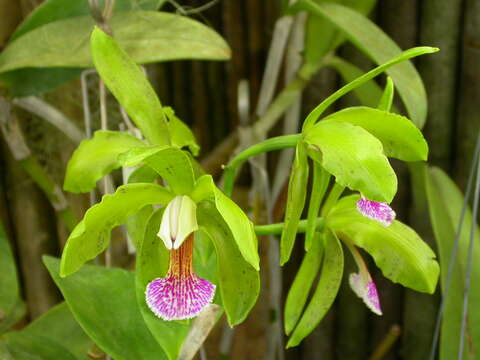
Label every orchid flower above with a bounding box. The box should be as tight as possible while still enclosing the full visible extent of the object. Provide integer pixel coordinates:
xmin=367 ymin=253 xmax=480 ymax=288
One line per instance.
xmin=146 ymin=195 xmax=216 ymax=321
xmin=356 ymin=196 xmax=396 ymax=226
xmin=346 ymin=243 xmax=382 ymax=315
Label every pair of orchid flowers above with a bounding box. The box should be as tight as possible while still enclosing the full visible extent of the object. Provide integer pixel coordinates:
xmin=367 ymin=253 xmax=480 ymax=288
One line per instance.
xmin=146 ymin=192 xmax=394 ymax=321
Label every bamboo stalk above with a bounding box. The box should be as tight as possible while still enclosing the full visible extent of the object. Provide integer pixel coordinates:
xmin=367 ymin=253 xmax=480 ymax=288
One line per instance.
xmin=418 ymin=0 xmax=463 ymax=170
xmin=453 ymin=0 xmax=480 ymax=190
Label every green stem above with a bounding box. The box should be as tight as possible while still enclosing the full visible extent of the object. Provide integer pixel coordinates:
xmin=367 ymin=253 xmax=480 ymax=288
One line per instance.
xmin=223 ymin=134 xmax=302 ymax=197
xmin=254 ymin=217 xmax=325 ymax=236
xmin=302 ymin=47 xmax=439 ymax=132
xmin=321 ymin=182 xmax=345 ymax=216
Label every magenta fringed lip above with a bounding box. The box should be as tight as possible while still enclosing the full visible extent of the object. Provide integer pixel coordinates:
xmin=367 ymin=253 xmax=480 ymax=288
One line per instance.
xmin=146 ymin=274 xmax=216 ymax=321
xmin=356 ymin=197 xmax=396 ymax=226
xmin=145 ymin=234 xmax=216 ymax=321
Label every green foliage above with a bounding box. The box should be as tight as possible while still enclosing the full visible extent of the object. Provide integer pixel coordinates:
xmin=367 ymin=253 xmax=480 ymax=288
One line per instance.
xmin=325 ymin=56 xmax=385 ymax=109
xmin=426 ymin=166 xmax=480 ymax=360
xmin=135 ymin=209 xmax=190 ymax=360
xmin=60 ymin=183 xmax=174 ymax=277
xmin=192 ymin=175 xmax=260 ymax=270
xmin=304 ymin=0 xmax=377 ymax=66
xmin=305 ymin=163 xmax=330 ymax=251
xmin=304 ymin=120 xmax=397 ymax=203
xmin=45 ymin=256 xmax=168 ymax=360
xmin=197 ymin=204 xmax=260 ymax=326
xmin=63 ymin=130 xmax=146 ymax=193
xmin=2 ymin=302 xmax=93 ymax=360
xmin=322 ymin=107 xmax=428 ymax=161
xmin=119 ymin=146 xmax=196 ymax=194
xmin=327 ymin=195 xmax=440 ymax=293
xmin=164 ymin=107 xmax=200 ymax=156
xmin=91 ymin=27 xmax=170 ymax=146
xmin=0 ymin=223 xmax=24 ymax=334
xmin=0 ymin=10 xmax=230 ymax=96
xmin=292 ymin=0 xmax=431 ymax=128
xmin=286 ymin=231 xmax=344 ymax=347
xmin=0 ymin=12 xmax=231 ymax=73
xmin=284 ymin=234 xmax=323 ymax=335
xmin=11 ymin=0 xmax=165 ymax=41
xmin=1 ymin=0 xmax=164 ymax=96
xmin=280 ymin=143 xmax=310 ymax=264
xmin=377 ymin=76 xmax=395 ymax=111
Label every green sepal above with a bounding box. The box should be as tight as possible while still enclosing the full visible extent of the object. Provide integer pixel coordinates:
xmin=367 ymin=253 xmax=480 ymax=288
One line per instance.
xmin=286 ymin=230 xmax=343 ymax=348
xmin=119 ymin=146 xmax=196 ymax=194
xmin=284 ymin=232 xmax=324 ymax=335
xmin=197 ymin=203 xmax=260 ymax=326
xmin=304 ymin=120 xmax=397 ymax=203
xmin=191 ymin=175 xmax=259 ymax=270
xmin=63 ymin=130 xmax=146 ymax=193
xmin=60 ymin=183 xmax=174 ymax=277
xmin=322 ymin=107 xmax=428 ymax=161
xmin=280 ymin=143 xmax=309 ymax=265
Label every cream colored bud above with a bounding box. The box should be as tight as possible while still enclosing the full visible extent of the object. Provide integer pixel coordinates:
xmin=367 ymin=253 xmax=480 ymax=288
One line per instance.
xmin=158 ymin=195 xmax=198 ymax=250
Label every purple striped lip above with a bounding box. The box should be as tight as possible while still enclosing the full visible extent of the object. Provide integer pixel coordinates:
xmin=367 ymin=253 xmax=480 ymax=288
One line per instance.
xmin=146 ymin=274 xmax=216 ymax=321
xmin=356 ymin=198 xmax=395 ymax=226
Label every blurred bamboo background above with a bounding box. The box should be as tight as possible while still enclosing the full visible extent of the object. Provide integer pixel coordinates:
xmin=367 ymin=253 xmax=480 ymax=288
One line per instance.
xmin=0 ymin=0 xmax=479 ymax=359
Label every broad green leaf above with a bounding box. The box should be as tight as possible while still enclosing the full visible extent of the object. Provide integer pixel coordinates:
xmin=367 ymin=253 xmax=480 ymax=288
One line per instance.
xmin=0 ymin=68 xmax=83 ymax=97
xmin=280 ymin=143 xmax=309 ymax=265
xmin=0 ymin=11 xmax=231 ymax=72
xmin=304 ymin=0 xmax=376 ymax=66
xmin=426 ymin=166 xmax=480 ymax=360
xmin=60 ymin=183 xmax=174 ymax=276
xmin=377 ymin=76 xmax=394 ymax=111
xmin=63 ymin=130 xmax=146 ymax=193
xmin=119 ymin=146 xmax=196 ymax=194
xmin=11 ymin=0 xmax=165 ymax=41
xmin=44 ymin=256 xmax=168 ymax=360
xmin=284 ymin=234 xmax=323 ymax=335
xmin=15 ymin=302 xmax=93 ymax=360
xmin=322 ymin=107 xmax=428 ymax=162
xmin=327 ymin=195 xmax=439 ymax=293
xmin=292 ymin=0 xmax=430 ymax=128
xmin=0 ymin=1 xmax=178 ymax=96
xmin=305 ymin=163 xmax=330 ymax=251
xmin=325 ymin=56 xmax=384 ymax=109
xmin=287 ymin=231 xmax=343 ymax=347
xmin=197 ymin=203 xmax=260 ymax=326
xmin=164 ymin=107 xmax=200 ymax=156
xmin=3 ymin=332 xmax=78 ymax=360
xmin=91 ymin=27 xmax=170 ymax=146
xmin=304 ymin=121 xmax=397 ymax=203
xmin=0 ymin=223 xmax=24 ymax=333
xmin=191 ymin=175 xmax=259 ymax=270
xmin=135 ymin=209 xmax=190 ymax=360
xmin=0 ymin=301 xmax=26 ymax=335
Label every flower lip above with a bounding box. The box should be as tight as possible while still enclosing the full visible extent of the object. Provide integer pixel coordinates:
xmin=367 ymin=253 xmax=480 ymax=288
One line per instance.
xmin=349 ymin=273 xmax=382 ymax=315
xmin=345 ymin=242 xmax=382 ymax=315
xmin=146 ymin=233 xmax=216 ymax=321
xmin=356 ymin=197 xmax=395 ymax=226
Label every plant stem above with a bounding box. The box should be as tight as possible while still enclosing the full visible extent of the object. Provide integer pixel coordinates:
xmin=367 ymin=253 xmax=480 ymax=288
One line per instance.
xmin=223 ymin=134 xmax=302 ymax=197
xmin=254 ymin=217 xmax=324 ymax=236
xmin=201 ymin=62 xmax=321 ymax=176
